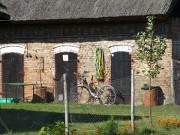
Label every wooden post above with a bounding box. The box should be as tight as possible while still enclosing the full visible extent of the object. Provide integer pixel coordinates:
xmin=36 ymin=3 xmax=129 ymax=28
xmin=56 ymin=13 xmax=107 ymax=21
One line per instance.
xmin=63 ymin=73 xmax=69 ymax=135
xmin=0 ymin=55 xmax=2 ymax=98
xmin=5 ymin=84 xmax=7 ymax=104
xmin=131 ymin=69 xmax=135 ymax=131
xmin=32 ymin=84 xmax=35 ymax=101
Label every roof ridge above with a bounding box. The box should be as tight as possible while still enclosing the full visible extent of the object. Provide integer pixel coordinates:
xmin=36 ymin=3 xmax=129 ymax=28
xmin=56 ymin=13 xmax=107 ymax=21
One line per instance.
xmin=0 ymin=0 xmax=177 ymax=21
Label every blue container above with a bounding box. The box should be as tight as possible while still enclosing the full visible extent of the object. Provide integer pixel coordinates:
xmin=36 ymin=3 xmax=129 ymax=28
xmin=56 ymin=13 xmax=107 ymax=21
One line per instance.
xmin=0 ymin=98 xmax=15 ymax=104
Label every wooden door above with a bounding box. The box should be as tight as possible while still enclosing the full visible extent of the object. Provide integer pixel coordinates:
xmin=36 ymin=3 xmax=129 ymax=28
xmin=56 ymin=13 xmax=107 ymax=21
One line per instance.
xmin=2 ymin=53 xmax=24 ymax=98
xmin=173 ymin=43 xmax=180 ymax=105
xmin=111 ymin=52 xmax=131 ymax=104
xmin=55 ymin=52 xmax=77 ymax=102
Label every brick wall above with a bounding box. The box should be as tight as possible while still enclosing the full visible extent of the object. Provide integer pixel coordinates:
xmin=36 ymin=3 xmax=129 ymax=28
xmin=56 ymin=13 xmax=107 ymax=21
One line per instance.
xmin=23 ymin=42 xmax=115 ymax=101
xmin=23 ymin=43 xmax=55 ymax=100
xmin=0 ymin=19 xmax=173 ymax=104
xmin=0 ymin=21 xmax=169 ymax=43
xmin=17 ymin=39 xmax=173 ymax=104
xmin=134 ymin=39 xmax=173 ymax=105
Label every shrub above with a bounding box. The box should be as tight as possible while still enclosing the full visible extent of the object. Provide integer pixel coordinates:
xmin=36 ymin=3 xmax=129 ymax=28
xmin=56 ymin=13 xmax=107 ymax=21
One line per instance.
xmin=38 ymin=121 xmax=65 ymax=135
xmin=96 ymin=127 xmax=105 ymax=135
xmin=140 ymin=127 xmax=156 ymax=134
xmin=103 ymin=118 xmax=118 ymax=135
xmin=119 ymin=123 xmax=132 ymax=135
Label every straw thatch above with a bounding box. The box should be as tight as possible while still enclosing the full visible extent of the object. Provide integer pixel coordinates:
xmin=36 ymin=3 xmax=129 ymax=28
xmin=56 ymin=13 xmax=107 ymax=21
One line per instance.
xmin=0 ymin=0 xmax=178 ymax=21
xmin=0 ymin=2 xmax=10 ymax=19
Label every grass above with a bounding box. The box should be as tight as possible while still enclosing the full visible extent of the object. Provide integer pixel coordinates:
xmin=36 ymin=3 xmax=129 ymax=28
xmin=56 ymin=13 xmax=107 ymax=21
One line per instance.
xmin=0 ymin=103 xmax=180 ymax=134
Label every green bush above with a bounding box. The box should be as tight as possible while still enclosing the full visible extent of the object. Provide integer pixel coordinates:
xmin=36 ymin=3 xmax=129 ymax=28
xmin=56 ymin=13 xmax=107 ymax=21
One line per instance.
xmin=119 ymin=127 xmax=156 ymax=135
xmin=103 ymin=118 xmax=118 ymax=135
xmin=140 ymin=128 xmax=156 ymax=135
xmin=38 ymin=121 xmax=65 ymax=135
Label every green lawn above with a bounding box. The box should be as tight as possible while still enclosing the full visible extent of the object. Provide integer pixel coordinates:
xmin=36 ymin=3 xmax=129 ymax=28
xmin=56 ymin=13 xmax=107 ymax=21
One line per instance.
xmin=0 ymin=103 xmax=180 ymax=135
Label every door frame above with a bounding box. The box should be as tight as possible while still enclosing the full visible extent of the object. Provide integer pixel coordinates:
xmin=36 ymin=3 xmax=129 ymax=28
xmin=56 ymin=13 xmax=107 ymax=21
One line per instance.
xmin=109 ymin=45 xmax=132 ymax=104
xmin=53 ymin=44 xmax=80 ymax=102
xmin=0 ymin=44 xmax=25 ymax=98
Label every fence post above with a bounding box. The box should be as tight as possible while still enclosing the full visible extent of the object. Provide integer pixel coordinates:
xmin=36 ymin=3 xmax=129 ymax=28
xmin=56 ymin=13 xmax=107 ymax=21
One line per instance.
xmin=131 ymin=69 xmax=135 ymax=131
xmin=63 ymin=73 xmax=69 ymax=135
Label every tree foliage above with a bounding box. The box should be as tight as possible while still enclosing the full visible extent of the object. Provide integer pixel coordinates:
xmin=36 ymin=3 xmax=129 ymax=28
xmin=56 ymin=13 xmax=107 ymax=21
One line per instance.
xmin=136 ymin=16 xmax=167 ymax=79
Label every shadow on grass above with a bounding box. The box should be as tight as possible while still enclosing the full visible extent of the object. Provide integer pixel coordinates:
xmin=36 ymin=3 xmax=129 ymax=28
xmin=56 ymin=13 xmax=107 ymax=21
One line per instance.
xmin=0 ymin=109 xmax=143 ymax=134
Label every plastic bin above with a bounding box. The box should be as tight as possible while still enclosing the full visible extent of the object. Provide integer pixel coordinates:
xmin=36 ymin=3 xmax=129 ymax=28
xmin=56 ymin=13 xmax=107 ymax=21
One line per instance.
xmin=0 ymin=98 xmax=19 ymax=104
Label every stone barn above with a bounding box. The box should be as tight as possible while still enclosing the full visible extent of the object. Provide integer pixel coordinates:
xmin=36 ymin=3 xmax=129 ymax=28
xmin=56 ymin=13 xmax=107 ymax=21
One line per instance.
xmin=0 ymin=0 xmax=180 ymax=105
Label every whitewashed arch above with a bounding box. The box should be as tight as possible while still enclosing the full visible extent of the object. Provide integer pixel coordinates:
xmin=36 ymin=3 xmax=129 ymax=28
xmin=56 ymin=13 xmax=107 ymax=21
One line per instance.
xmin=0 ymin=44 xmax=25 ymax=55
xmin=109 ymin=45 xmax=132 ymax=54
xmin=53 ymin=43 xmax=80 ymax=54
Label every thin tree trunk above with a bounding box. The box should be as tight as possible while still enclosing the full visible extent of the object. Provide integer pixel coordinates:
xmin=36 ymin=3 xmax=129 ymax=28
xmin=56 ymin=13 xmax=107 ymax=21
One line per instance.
xmin=149 ymin=77 xmax=153 ymax=127
xmin=149 ymin=31 xmax=153 ymax=127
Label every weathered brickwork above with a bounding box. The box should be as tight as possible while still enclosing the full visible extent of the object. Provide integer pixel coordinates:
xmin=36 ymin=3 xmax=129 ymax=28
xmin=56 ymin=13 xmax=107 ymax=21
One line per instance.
xmin=7 ymin=39 xmax=171 ymax=104
xmin=23 ymin=43 xmax=55 ymax=100
xmin=134 ymin=39 xmax=173 ymax=105
xmin=0 ymin=20 xmax=175 ymax=104
xmin=0 ymin=21 xmax=169 ymax=43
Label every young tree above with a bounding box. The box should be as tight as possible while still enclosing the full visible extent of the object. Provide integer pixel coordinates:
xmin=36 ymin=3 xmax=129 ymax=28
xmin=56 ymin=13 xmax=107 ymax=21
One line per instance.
xmin=135 ymin=16 xmax=167 ymax=127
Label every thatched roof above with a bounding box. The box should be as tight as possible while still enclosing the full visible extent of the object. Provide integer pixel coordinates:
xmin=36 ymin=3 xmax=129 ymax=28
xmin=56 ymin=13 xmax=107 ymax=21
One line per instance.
xmin=0 ymin=3 xmax=10 ymax=20
xmin=0 ymin=0 xmax=178 ymax=21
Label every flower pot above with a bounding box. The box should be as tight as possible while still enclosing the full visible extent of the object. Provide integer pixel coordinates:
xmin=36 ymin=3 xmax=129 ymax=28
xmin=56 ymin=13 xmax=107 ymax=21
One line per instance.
xmin=143 ymin=89 xmax=157 ymax=106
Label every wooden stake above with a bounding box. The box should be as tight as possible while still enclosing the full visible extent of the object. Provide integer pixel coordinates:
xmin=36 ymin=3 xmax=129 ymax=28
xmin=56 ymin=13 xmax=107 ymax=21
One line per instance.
xmin=64 ymin=73 xmax=69 ymax=135
xmin=131 ymin=69 xmax=135 ymax=131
